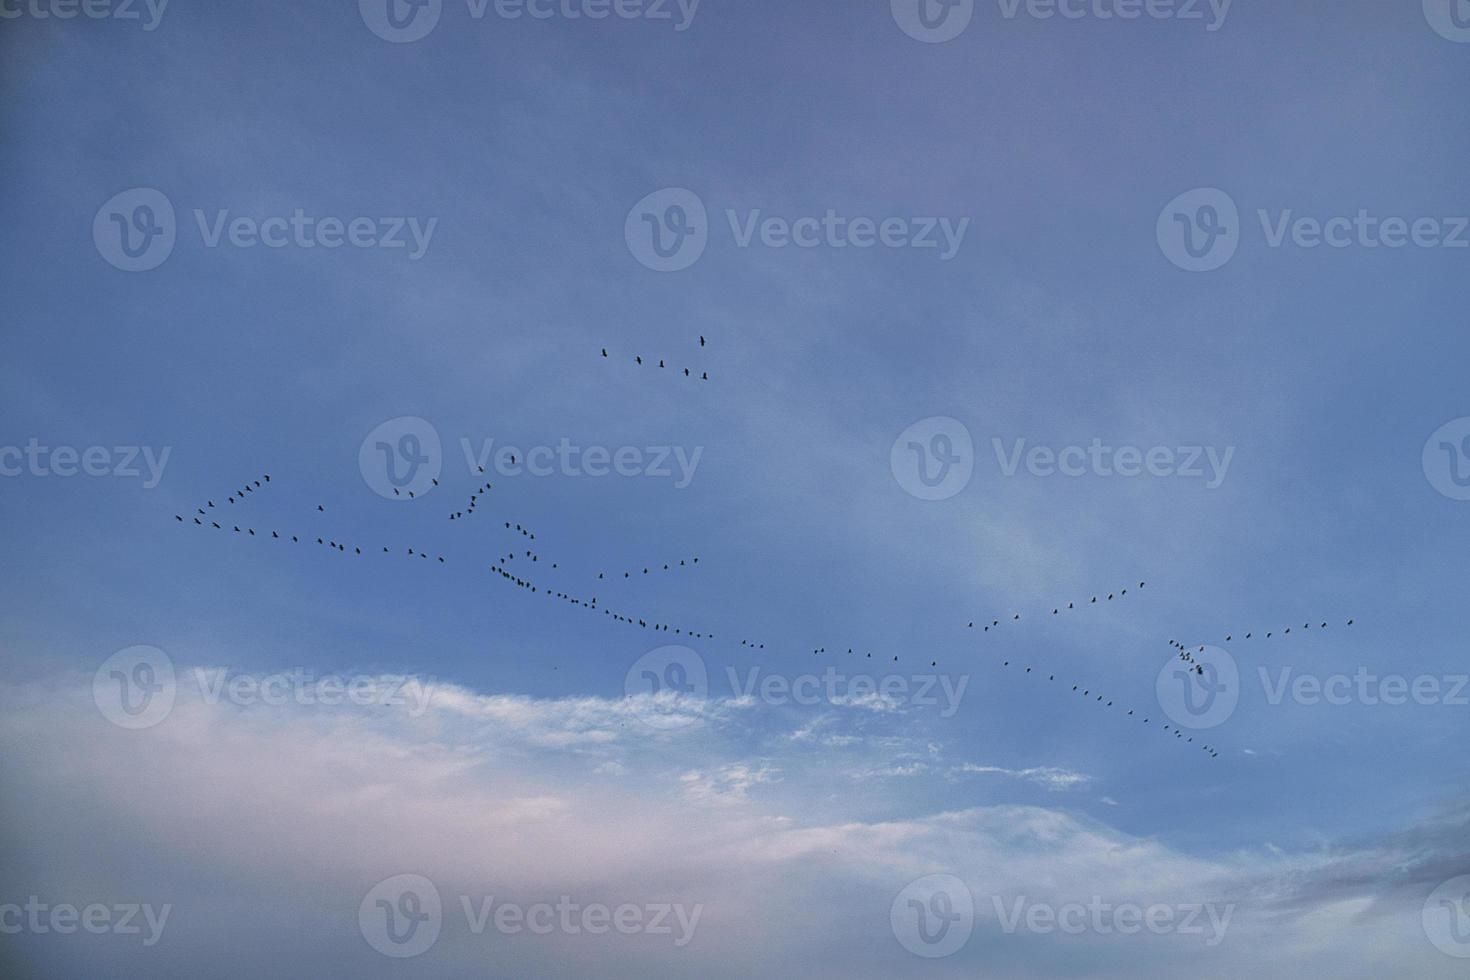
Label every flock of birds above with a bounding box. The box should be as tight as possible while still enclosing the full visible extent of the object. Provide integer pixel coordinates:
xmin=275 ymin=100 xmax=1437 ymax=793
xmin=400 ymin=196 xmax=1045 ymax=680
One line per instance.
xmin=997 ymin=658 xmax=1220 ymax=759
xmin=1220 ymin=619 xmax=1354 ymax=642
xmin=602 ymin=334 xmax=710 ymax=379
xmin=967 ymin=582 xmax=1144 ymax=632
xmin=172 ymin=474 xmax=1216 ymax=758
xmin=173 ymin=429 xmax=1368 ymax=768
xmin=598 ymin=558 xmax=699 ymax=580
xmin=447 ymin=477 xmax=493 ymax=520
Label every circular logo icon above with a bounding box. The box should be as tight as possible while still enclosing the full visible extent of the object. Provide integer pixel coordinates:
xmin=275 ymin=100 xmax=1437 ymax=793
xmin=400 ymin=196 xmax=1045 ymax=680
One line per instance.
xmin=93 ymin=188 xmax=176 ymax=272
xmin=890 ymin=416 xmax=974 ymax=501
xmin=360 ymin=417 xmax=442 ymax=500
xmin=359 ymin=874 xmax=443 ymax=958
xmin=93 ymin=645 xmax=177 ymax=730
xmin=891 ymin=873 xmax=974 ymax=958
xmin=891 ymin=0 xmax=974 ymax=43
xmin=1423 ymin=417 xmax=1470 ymax=501
xmin=1423 ymin=0 xmax=1470 ymax=42
xmin=1156 ymin=187 xmax=1239 ymax=272
xmin=625 ymin=188 xmax=708 ymax=272
xmin=624 ymin=645 xmax=708 ymax=730
xmin=1424 ymin=875 xmax=1470 ymax=958
xmin=1156 ymin=644 xmax=1238 ymax=730
xmin=359 ymin=0 xmax=442 ymax=42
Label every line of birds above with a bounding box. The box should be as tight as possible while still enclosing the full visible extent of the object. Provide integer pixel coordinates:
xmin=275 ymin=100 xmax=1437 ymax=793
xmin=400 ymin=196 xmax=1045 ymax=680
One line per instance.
xmin=172 ymin=477 xmax=1221 ymax=760
xmin=176 ymin=473 xmax=272 ymax=522
xmin=392 ymin=478 xmax=438 ymax=499
xmin=179 ymin=512 xmax=446 ymax=562
xmin=1219 ymin=619 xmax=1354 ymax=642
xmin=488 ymin=560 xmax=712 ymax=639
xmin=598 ymin=558 xmax=699 ymax=580
xmin=996 ymin=658 xmax=1218 ymax=759
xmin=500 ymin=549 xmax=557 ymax=569
xmin=810 ymin=645 xmax=915 ymax=664
xmin=601 ymin=335 xmax=710 ymax=379
xmin=968 ymin=582 xmax=1146 ymax=632
xmin=448 ymin=478 xmax=493 ymax=520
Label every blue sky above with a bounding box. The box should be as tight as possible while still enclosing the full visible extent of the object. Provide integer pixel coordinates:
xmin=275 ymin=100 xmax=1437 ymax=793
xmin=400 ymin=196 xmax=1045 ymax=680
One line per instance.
xmin=2 ymin=1 xmax=1469 ymax=976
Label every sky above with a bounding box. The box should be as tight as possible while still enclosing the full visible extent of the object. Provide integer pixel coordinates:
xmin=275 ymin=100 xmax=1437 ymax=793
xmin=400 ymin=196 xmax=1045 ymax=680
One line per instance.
xmin=2 ymin=0 xmax=1469 ymax=976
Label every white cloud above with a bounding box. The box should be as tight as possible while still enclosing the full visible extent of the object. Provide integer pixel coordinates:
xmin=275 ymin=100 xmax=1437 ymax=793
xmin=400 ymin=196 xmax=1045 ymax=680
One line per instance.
xmin=0 ymin=669 xmax=1463 ymax=979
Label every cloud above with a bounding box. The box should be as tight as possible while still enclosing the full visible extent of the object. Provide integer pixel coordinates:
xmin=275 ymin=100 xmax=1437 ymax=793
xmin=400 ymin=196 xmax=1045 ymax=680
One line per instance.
xmin=946 ymin=763 xmax=1095 ymax=791
xmin=0 ymin=669 xmax=1465 ymax=979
